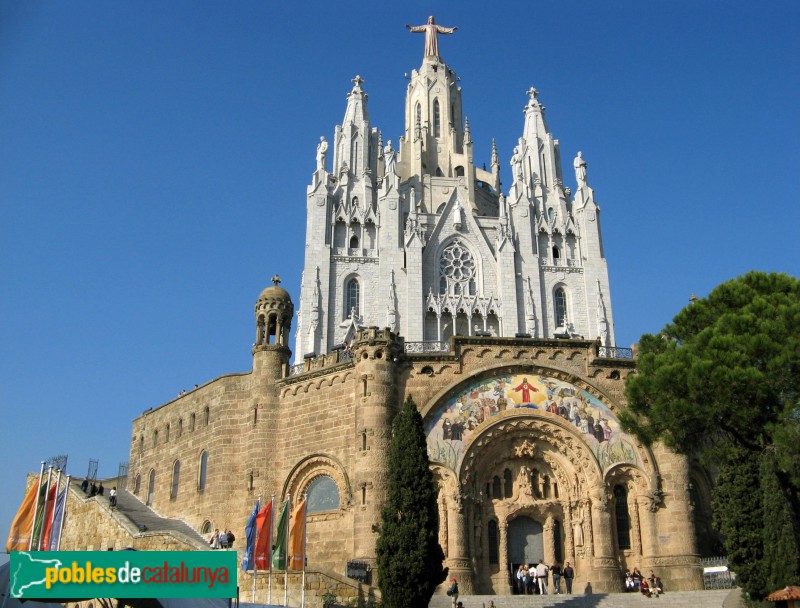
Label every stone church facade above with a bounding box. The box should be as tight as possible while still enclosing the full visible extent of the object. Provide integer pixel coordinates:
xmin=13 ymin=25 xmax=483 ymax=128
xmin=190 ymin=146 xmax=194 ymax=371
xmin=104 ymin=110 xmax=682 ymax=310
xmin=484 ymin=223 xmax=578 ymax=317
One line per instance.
xmin=62 ymin=23 xmax=711 ymax=598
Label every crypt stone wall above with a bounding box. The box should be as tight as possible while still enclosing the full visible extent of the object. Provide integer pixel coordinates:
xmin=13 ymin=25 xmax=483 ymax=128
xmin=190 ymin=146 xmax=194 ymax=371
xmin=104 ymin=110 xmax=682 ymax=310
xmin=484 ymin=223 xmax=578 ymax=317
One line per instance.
xmin=88 ymin=328 xmax=703 ymax=595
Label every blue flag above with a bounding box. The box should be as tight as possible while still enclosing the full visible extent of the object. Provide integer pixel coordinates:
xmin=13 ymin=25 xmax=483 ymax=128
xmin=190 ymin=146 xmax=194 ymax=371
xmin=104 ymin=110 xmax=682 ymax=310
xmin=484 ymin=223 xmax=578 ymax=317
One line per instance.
xmin=47 ymin=488 xmax=67 ymax=551
xmin=241 ymin=498 xmax=260 ymax=571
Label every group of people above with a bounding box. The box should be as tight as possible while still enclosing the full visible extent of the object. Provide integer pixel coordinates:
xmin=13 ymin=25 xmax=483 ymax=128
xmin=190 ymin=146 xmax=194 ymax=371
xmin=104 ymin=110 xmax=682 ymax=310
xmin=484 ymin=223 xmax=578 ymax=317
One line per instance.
xmin=514 ymin=560 xmax=574 ymax=595
xmin=208 ymin=528 xmax=236 ymax=549
xmin=80 ymin=477 xmax=118 ymax=507
xmin=625 ymin=568 xmax=663 ymax=598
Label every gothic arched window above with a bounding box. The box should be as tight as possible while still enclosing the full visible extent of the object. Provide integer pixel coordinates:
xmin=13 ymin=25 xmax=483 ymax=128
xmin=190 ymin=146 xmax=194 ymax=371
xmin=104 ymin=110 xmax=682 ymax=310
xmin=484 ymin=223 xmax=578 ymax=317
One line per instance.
xmin=415 ymin=102 xmax=421 ymax=128
xmin=134 ymin=474 xmax=141 ymax=495
xmin=439 ymin=240 xmax=477 ymax=296
xmin=346 ymin=278 xmax=360 ymax=318
xmin=177 ymin=418 xmax=183 ymax=438
xmin=171 ymin=460 xmax=181 ymax=500
xmin=165 ymin=423 xmax=170 ymax=443
xmin=552 ymin=246 xmax=560 ymax=260
xmin=492 ymin=476 xmax=502 ymax=499
xmin=198 ymin=451 xmax=208 ymax=492
xmin=146 ymin=469 xmax=155 ymax=506
xmin=433 ymin=99 xmax=441 ymax=138
xmin=203 ymin=406 xmax=210 ymax=426
xmin=504 ymin=468 xmax=513 ymax=498
xmin=307 ymin=476 xmax=340 ymax=513
xmin=488 ymin=520 xmax=500 ymax=564
xmin=555 ymin=287 xmax=568 ymax=327
xmin=189 ymin=413 xmax=196 ymax=432
xmin=614 ymin=484 xmax=632 ymax=550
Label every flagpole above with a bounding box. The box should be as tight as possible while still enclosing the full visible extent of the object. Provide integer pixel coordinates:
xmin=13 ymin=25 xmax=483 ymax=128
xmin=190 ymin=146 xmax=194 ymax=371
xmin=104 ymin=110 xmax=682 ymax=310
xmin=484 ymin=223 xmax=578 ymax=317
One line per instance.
xmin=37 ymin=466 xmax=54 ymax=550
xmin=252 ymin=494 xmax=261 ymax=604
xmin=284 ymin=494 xmax=291 ymax=607
xmin=46 ymin=468 xmax=62 ymax=551
xmin=56 ymin=475 xmax=71 ymax=551
xmin=268 ymin=494 xmax=274 ymax=605
xmin=28 ymin=462 xmax=45 ymax=550
xmin=301 ymin=493 xmax=308 ymax=608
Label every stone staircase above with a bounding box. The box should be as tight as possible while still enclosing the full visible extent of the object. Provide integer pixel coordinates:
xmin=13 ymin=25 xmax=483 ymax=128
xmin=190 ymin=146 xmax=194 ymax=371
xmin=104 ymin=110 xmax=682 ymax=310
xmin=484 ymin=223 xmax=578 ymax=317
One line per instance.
xmin=429 ymin=589 xmax=734 ymax=608
xmin=72 ymin=478 xmax=210 ymax=550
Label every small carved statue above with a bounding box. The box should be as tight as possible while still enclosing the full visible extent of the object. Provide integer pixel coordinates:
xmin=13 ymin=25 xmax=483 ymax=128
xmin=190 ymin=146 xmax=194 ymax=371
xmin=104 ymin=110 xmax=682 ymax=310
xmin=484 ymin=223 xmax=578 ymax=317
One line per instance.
xmin=574 ymin=151 xmax=587 ymax=186
xmin=384 ymin=140 xmax=397 ymax=175
xmin=316 ymin=136 xmax=328 ymax=172
xmin=510 ymin=146 xmax=523 ymax=182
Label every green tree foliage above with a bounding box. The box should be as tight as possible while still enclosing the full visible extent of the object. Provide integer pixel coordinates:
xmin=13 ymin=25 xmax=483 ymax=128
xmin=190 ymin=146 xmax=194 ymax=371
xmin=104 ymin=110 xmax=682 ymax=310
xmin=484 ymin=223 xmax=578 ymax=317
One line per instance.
xmin=376 ymin=395 xmax=447 ymax=608
xmin=621 ymin=271 xmax=800 ymax=597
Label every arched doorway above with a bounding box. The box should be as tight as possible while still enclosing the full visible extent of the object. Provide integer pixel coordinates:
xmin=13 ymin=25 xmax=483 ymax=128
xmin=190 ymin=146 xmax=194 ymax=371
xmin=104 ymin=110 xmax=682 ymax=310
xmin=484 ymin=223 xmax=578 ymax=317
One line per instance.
xmin=508 ymin=516 xmax=544 ymax=566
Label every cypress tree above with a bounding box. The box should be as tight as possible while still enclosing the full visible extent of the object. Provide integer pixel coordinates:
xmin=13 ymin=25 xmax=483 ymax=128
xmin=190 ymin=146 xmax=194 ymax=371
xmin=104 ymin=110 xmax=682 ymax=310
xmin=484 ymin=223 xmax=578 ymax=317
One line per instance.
xmin=376 ymin=395 xmax=447 ymax=608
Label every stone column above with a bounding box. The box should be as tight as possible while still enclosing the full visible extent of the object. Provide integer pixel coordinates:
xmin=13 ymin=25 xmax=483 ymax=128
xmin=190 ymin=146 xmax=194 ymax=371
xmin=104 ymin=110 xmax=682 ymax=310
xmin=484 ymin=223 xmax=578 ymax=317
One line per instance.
xmin=563 ymin=503 xmax=575 ymax=565
xmin=498 ymin=519 xmax=512 ymax=594
xmin=589 ymin=489 xmax=620 ymax=593
xmin=544 ymin=514 xmax=556 ymax=564
xmin=446 ymin=492 xmax=475 ymax=593
xmin=630 ymin=493 xmax=643 ymax=558
xmin=637 ymin=495 xmax=656 ymax=564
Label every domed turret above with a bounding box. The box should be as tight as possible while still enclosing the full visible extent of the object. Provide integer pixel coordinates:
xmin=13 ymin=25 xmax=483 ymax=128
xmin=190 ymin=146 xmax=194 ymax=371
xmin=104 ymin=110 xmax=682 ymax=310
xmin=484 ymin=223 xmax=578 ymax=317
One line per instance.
xmin=254 ymin=275 xmax=294 ymax=350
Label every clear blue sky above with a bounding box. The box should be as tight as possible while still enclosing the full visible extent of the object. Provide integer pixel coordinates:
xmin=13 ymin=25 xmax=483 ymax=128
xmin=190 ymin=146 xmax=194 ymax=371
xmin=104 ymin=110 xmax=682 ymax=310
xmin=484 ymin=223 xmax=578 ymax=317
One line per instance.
xmin=2 ymin=1 xmax=798 ymax=544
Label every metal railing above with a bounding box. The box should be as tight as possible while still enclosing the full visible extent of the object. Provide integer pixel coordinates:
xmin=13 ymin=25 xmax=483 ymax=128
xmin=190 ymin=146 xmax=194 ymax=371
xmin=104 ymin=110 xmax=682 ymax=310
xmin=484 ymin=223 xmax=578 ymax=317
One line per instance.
xmin=404 ymin=341 xmax=449 ymax=354
xmin=700 ymin=556 xmax=735 ymax=590
xmin=288 ymin=362 xmax=305 ymax=376
xmin=597 ymin=345 xmax=634 ymax=359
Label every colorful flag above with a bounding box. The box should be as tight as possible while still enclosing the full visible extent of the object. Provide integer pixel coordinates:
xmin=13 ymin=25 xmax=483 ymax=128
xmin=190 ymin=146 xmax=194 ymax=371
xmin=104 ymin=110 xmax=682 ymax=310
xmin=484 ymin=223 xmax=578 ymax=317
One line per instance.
xmin=47 ymin=487 xmax=68 ymax=551
xmin=288 ymin=499 xmax=307 ymax=571
xmin=271 ymin=499 xmax=290 ymax=570
xmin=242 ymin=498 xmax=261 ymax=571
xmin=39 ymin=485 xmax=58 ymax=551
xmin=254 ymin=500 xmax=273 ymax=570
xmin=30 ymin=482 xmax=50 ymax=550
xmin=5 ymin=482 xmax=39 ymax=552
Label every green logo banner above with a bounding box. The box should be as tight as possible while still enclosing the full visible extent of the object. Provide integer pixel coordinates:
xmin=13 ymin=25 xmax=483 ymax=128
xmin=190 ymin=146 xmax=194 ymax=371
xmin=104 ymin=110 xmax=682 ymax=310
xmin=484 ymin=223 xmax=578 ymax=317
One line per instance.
xmin=10 ymin=551 xmax=237 ymax=599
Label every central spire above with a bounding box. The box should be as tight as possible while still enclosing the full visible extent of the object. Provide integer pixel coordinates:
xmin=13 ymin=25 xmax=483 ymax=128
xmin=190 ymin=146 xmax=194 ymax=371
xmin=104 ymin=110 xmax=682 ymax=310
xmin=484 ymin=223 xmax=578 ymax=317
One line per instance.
xmin=405 ymin=16 xmax=458 ymax=60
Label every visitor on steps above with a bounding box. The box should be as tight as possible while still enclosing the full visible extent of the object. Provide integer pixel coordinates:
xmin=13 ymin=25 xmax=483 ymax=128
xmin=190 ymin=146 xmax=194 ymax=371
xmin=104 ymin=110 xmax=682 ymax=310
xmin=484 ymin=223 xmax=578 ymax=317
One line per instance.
xmin=551 ymin=561 xmax=562 ymax=594
xmin=446 ymin=577 xmax=459 ymax=608
xmin=562 ymin=561 xmax=575 ymax=594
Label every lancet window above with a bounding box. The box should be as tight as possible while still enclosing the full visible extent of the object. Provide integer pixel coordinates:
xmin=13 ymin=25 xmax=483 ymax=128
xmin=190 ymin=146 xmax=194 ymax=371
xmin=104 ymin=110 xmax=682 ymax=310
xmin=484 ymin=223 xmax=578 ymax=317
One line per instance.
xmin=555 ymin=287 xmax=568 ymax=326
xmin=346 ymin=278 xmax=360 ymax=318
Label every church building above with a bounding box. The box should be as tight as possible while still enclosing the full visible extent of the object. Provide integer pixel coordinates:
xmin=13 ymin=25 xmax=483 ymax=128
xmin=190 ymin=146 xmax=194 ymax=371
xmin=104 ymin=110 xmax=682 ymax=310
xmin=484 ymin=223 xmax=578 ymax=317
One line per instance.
xmin=52 ymin=19 xmax=711 ymax=601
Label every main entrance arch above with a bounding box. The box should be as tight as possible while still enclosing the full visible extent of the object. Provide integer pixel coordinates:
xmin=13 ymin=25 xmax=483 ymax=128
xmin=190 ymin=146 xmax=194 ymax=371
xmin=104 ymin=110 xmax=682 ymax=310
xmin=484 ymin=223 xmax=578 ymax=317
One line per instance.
xmin=423 ymin=369 xmax=653 ymax=594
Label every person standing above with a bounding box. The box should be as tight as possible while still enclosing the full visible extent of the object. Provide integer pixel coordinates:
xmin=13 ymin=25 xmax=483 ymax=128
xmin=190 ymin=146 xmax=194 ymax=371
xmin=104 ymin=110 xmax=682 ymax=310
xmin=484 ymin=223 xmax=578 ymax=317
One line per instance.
xmin=536 ymin=560 xmax=549 ymax=595
xmin=218 ymin=530 xmax=229 ymax=549
xmin=447 ymin=578 xmax=459 ymax=608
xmin=563 ymin=561 xmax=575 ymax=594
xmin=109 ymin=486 xmax=117 ymax=508
xmin=551 ymin=561 xmax=562 ymax=594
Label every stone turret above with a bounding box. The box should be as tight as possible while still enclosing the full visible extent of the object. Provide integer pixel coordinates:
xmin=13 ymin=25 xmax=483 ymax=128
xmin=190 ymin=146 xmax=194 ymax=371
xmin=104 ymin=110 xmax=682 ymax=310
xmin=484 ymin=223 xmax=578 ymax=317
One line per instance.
xmin=350 ymin=327 xmax=403 ymax=571
xmin=253 ymin=275 xmax=293 ymax=382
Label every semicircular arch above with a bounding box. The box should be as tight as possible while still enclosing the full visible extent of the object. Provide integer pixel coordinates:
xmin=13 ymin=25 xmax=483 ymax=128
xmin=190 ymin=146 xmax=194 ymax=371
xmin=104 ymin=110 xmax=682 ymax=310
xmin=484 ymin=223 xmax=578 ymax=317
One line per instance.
xmin=281 ymin=453 xmax=352 ymax=510
xmin=421 ymin=365 xmax=651 ymax=481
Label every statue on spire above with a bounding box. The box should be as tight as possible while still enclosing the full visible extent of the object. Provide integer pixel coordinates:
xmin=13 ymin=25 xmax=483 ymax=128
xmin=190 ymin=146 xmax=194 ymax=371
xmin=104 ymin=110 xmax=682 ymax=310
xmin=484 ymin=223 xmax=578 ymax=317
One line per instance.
xmin=574 ymin=151 xmax=588 ymax=187
xmin=406 ymin=16 xmax=458 ymax=59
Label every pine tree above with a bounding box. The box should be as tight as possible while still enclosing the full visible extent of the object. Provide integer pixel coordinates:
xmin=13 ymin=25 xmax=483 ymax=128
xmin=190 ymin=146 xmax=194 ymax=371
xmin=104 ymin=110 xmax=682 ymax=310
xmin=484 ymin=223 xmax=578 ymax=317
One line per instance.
xmin=376 ymin=395 xmax=447 ymax=608
xmin=622 ymin=271 xmax=800 ymax=599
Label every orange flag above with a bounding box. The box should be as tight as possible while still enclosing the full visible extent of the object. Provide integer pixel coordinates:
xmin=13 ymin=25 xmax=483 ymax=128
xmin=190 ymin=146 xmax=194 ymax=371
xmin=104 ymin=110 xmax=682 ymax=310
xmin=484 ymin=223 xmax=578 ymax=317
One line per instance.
xmin=288 ymin=500 xmax=307 ymax=571
xmin=254 ymin=500 xmax=273 ymax=570
xmin=6 ymin=482 xmax=39 ymax=552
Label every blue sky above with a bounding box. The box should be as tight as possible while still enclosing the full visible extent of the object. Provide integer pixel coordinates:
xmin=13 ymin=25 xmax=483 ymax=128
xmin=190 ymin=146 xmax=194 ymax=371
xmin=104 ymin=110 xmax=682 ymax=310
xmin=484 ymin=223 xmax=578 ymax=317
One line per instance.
xmin=1 ymin=1 xmax=798 ymax=543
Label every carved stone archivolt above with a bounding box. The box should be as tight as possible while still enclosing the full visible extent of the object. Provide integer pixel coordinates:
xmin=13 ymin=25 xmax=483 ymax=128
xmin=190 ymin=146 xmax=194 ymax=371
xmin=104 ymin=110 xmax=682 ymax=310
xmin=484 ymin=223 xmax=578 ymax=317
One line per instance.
xmin=281 ymin=453 xmax=353 ymax=509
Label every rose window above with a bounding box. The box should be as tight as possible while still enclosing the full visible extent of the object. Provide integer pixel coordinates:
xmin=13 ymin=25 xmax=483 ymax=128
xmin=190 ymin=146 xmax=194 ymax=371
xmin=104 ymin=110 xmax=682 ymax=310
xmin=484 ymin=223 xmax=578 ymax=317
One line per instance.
xmin=439 ymin=240 xmax=477 ymax=295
